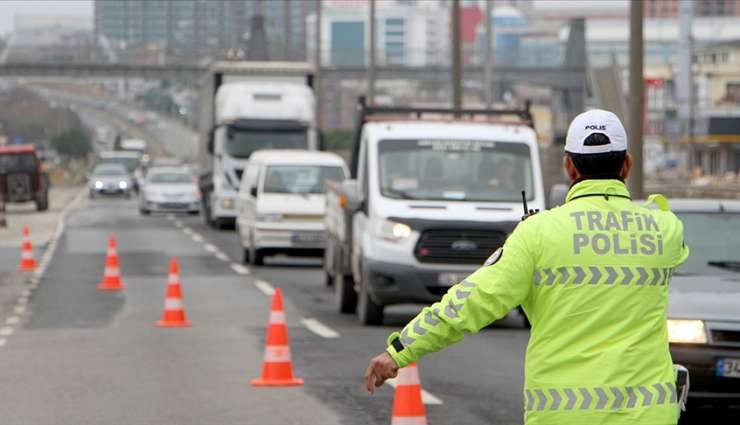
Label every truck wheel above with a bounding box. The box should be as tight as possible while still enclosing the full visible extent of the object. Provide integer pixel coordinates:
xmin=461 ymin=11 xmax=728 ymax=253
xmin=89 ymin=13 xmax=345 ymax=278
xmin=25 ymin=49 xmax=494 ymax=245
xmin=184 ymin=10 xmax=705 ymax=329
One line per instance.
xmin=35 ymin=192 xmax=49 ymax=211
xmin=325 ymin=271 xmax=334 ymax=287
xmin=357 ymin=272 xmax=383 ymax=326
xmin=335 ymin=273 xmax=357 ymax=314
xmin=140 ymin=208 xmax=150 ymax=216
xmin=242 ymin=249 xmax=250 ymax=264
xmin=251 ymin=249 xmax=264 ymax=266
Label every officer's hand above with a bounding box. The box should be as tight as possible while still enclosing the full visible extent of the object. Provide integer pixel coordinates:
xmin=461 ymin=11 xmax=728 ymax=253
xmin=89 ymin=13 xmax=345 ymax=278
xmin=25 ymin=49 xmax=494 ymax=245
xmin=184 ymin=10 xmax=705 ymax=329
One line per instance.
xmin=364 ymin=351 xmax=399 ymax=394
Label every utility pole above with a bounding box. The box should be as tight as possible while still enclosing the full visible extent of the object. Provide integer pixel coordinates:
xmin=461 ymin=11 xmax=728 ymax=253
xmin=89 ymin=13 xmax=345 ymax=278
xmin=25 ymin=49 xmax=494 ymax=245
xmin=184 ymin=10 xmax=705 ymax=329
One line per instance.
xmin=678 ymin=1 xmax=693 ymax=166
xmin=367 ymin=0 xmax=376 ymax=106
xmin=315 ymin=0 xmax=322 ymax=130
xmin=283 ymin=0 xmax=291 ymax=60
xmin=484 ymin=0 xmax=494 ymax=108
xmin=451 ymin=0 xmax=462 ymax=115
xmin=628 ymin=0 xmax=644 ymax=199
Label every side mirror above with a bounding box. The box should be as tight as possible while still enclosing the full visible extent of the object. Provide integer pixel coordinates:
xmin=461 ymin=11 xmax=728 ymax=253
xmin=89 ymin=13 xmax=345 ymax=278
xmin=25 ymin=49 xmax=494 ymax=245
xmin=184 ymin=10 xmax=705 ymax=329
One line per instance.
xmin=548 ymin=183 xmax=569 ymax=209
xmin=340 ymin=180 xmax=362 ymax=211
xmin=250 ymin=187 xmax=258 ymax=198
xmin=207 ymin=129 xmax=215 ymax=154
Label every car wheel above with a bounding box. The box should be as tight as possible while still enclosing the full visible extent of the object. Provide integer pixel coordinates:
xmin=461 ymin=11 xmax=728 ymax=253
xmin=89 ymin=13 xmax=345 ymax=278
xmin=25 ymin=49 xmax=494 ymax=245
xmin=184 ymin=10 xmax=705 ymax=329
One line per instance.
xmin=140 ymin=208 xmax=150 ymax=216
xmin=325 ymin=271 xmax=334 ymax=287
xmin=357 ymin=267 xmax=383 ymax=326
xmin=335 ymin=273 xmax=357 ymax=314
xmin=35 ymin=192 xmax=49 ymax=211
xmin=242 ymin=248 xmax=250 ymax=264
xmin=252 ymin=249 xmax=265 ymax=266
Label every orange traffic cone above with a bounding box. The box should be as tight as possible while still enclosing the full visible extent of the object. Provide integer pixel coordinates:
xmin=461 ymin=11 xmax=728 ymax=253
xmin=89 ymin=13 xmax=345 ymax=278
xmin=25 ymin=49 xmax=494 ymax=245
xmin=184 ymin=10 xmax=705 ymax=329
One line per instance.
xmin=97 ymin=235 xmax=125 ymax=291
xmin=156 ymin=258 xmax=191 ymax=327
xmin=391 ymin=363 xmax=428 ymax=425
xmin=17 ymin=225 xmax=37 ymax=271
xmin=251 ymin=288 xmax=303 ymax=386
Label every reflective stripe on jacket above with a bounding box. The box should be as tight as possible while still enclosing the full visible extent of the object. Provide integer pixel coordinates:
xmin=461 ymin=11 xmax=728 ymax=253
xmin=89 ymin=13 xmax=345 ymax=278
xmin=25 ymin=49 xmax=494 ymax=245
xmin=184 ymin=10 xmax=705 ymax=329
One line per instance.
xmin=386 ymin=179 xmax=689 ymax=425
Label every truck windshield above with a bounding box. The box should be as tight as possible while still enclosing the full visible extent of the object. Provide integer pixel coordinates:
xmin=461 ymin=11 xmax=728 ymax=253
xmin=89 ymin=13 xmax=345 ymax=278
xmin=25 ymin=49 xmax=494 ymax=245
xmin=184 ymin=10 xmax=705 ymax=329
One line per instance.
xmin=378 ymin=139 xmax=533 ymax=202
xmin=226 ymin=128 xmax=308 ymax=159
xmin=263 ymin=165 xmax=345 ymax=194
xmin=0 ymin=153 xmax=35 ymax=173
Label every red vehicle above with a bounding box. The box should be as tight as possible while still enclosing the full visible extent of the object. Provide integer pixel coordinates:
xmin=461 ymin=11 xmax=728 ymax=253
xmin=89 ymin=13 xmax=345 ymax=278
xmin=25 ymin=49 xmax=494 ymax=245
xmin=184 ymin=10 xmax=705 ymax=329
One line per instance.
xmin=0 ymin=144 xmax=49 ymax=211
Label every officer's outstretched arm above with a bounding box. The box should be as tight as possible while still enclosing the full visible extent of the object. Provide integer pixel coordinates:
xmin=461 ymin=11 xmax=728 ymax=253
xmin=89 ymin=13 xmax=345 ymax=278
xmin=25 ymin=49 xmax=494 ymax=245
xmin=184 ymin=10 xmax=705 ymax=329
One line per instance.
xmin=386 ymin=222 xmax=537 ymax=367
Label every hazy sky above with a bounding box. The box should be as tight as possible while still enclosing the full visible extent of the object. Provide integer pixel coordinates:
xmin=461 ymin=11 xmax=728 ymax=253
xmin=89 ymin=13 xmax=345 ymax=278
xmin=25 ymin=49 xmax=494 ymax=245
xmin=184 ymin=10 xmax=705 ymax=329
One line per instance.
xmin=0 ymin=1 xmax=92 ymax=36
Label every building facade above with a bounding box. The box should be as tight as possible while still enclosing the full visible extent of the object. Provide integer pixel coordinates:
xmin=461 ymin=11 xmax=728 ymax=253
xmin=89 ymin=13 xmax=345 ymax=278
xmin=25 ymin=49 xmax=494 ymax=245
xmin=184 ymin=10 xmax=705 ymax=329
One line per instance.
xmin=94 ymin=0 xmax=314 ymax=62
xmin=644 ymin=0 xmax=740 ymax=18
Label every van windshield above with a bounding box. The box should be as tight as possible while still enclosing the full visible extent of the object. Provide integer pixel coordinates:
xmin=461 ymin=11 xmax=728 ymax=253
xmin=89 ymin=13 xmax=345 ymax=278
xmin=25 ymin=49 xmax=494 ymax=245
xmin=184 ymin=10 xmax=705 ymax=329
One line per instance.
xmin=226 ymin=128 xmax=308 ymax=159
xmin=378 ymin=139 xmax=533 ymax=202
xmin=262 ymin=165 xmax=345 ymax=194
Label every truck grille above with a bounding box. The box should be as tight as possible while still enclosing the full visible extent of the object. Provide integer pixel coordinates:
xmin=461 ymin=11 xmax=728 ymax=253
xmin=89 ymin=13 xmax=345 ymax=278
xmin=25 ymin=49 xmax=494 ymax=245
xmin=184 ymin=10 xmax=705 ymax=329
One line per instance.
xmin=415 ymin=229 xmax=507 ymax=264
xmin=7 ymin=173 xmax=31 ymax=202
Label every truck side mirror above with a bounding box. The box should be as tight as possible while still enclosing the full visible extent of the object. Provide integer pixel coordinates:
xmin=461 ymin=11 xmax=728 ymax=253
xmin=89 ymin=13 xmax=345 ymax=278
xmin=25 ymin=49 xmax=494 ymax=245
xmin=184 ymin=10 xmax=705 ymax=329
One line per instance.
xmin=548 ymin=183 xmax=569 ymax=209
xmin=250 ymin=186 xmax=258 ymax=198
xmin=207 ymin=129 xmax=215 ymax=154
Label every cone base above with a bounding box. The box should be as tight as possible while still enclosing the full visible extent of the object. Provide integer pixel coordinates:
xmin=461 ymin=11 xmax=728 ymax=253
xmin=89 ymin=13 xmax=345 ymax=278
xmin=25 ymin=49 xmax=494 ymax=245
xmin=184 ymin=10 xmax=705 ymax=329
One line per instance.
xmin=17 ymin=264 xmax=37 ymax=271
xmin=97 ymin=283 xmax=125 ymax=291
xmin=156 ymin=320 xmax=192 ymax=327
xmin=250 ymin=377 xmax=304 ymax=387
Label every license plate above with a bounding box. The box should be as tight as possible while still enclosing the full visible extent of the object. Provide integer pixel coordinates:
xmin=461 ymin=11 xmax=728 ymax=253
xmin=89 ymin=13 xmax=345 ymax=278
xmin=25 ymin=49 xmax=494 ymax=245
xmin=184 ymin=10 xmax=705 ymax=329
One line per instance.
xmin=437 ymin=273 xmax=467 ymax=287
xmin=716 ymin=358 xmax=740 ymax=378
xmin=291 ymin=232 xmax=324 ymax=243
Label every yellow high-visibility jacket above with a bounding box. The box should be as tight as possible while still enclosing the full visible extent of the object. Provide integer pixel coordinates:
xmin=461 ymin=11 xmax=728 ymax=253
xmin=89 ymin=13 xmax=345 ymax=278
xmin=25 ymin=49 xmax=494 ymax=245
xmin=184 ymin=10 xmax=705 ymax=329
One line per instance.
xmin=386 ymin=179 xmax=689 ymax=425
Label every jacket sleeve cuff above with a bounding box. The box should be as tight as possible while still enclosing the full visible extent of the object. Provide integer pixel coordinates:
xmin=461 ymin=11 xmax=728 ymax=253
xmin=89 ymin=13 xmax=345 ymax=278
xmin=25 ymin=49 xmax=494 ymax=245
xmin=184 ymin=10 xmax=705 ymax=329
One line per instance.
xmin=385 ymin=332 xmax=411 ymax=368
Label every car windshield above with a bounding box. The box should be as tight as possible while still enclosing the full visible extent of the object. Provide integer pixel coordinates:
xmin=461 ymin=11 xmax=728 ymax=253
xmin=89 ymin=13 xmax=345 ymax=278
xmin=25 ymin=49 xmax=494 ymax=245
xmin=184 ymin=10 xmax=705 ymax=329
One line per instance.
xmin=675 ymin=211 xmax=740 ymax=275
xmin=378 ymin=139 xmax=534 ymax=202
xmin=225 ymin=128 xmax=308 ymax=159
xmin=0 ymin=153 xmax=35 ymax=173
xmin=100 ymin=156 xmax=140 ymax=173
xmin=94 ymin=165 xmax=127 ymax=176
xmin=262 ymin=165 xmax=345 ymax=194
xmin=148 ymin=172 xmax=192 ymax=184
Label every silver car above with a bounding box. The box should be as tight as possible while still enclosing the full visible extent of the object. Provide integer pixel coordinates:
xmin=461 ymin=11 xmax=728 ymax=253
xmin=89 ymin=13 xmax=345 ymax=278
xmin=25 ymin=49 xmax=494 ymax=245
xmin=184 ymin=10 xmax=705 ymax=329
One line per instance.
xmin=88 ymin=163 xmax=133 ymax=199
xmin=667 ymin=199 xmax=740 ymax=408
xmin=139 ymin=166 xmax=199 ymax=215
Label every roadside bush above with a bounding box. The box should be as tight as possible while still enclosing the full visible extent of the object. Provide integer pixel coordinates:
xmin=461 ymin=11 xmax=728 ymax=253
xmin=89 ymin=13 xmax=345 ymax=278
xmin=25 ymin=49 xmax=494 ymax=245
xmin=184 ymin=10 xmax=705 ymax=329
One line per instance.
xmin=323 ymin=130 xmax=354 ymax=150
xmin=51 ymin=129 xmax=91 ymax=160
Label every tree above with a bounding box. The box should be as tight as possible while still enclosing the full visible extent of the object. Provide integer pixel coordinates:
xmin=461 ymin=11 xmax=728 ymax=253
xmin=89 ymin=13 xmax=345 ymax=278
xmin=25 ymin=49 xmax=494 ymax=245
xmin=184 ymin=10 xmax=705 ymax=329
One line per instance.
xmin=51 ymin=129 xmax=91 ymax=159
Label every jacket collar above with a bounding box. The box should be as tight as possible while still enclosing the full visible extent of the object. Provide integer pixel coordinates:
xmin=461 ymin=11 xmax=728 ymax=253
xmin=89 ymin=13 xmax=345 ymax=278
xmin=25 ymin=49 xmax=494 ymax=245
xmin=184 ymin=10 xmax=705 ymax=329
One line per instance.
xmin=565 ymin=179 xmax=631 ymax=203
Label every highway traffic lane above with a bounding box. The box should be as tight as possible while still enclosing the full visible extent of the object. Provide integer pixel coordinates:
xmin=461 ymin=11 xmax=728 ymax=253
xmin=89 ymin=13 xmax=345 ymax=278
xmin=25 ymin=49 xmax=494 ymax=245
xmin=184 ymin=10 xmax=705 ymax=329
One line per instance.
xmin=0 ymin=197 xmax=342 ymax=425
xmin=181 ymin=215 xmax=529 ymax=425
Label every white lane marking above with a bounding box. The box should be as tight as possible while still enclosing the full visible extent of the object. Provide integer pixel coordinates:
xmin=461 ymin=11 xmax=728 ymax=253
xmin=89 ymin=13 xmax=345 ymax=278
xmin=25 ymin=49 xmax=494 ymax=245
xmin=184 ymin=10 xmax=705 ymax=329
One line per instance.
xmin=5 ymin=317 xmax=20 ymax=325
xmin=0 ymin=327 xmax=14 ymax=337
xmin=254 ymin=280 xmax=275 ymax=296
xmin=183 ymin=228 xmax=193 ymax=236
xmin=214 ymin=252 xmax=229 ymax=262
xmin=230 ymin=263 xmax=250 ymax=275
xmin=13 ymin=306 xmax=26 ymax=314
xmin=300 ymin=318 xmax=340 ymax=338
xmin=191 ymin=234 xmax=204 ymax=243
xmin=16 ymin=297 xmax=28 ymax=305
xmin=166 ymin=214 xmax=175 ymax=220
xmin=204 ymin=243 xmax=218 ymax=253
xmin=174 ymin=221 xmax=183 ymax=228
xmin=22 ymin=289 xmax=32 ymax=297
xmin=0 ymin=338 xmax=6 ymax=347
xmin=386 ymin=378 xmax=444 ymax=405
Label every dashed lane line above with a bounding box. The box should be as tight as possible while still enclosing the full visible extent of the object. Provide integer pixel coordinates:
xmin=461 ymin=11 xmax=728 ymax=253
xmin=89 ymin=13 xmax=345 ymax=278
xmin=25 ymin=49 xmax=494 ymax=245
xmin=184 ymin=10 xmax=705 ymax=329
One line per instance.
xmin=191 ymin=234 xmax=204 ymax=243
xmin=230 ymin=263 xmax=250 ymax=275
xmin=5 ymin=317 xmax=20 ymax=325
xmin=300 ymin=318 xmax=340 ymax=338
xmin=0 ymin=339 xmax=6 ymax=347
xmin=183 ymin=228 xmax=193 ymax=236
xmin=0 ymin=327 xmax=14 ymax=337
xmin=204 ymin=243 xmax=218 ymax=253
xmin=254 ymin=280 xmax=275 ymax=296
xmin=214 ymin=252 xmax=230 ymax=262
xmin=386 ymin=378 xmax=444 ymax=405
xmin=13 ymin=306 xmax=25 ymax=315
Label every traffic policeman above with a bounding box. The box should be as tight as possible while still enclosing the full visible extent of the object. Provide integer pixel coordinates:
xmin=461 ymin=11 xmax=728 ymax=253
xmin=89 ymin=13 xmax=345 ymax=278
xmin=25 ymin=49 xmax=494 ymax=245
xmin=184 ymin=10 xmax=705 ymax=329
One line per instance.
xmin=364 ymin=109 xmax=689 ymax=425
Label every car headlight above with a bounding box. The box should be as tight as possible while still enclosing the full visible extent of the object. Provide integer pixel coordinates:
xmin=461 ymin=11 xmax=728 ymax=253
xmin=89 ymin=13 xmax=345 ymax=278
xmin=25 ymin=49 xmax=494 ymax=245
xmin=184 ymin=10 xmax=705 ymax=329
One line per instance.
xmin=118 ymin=181 xmax=128 ymax=189
xmin=94 ymin=181 xmax=103 ymax=189
xmin=220 ymin=196 xmax=235 ymax=209
xmin=257 ymin=213 xmax=283 ymax=222
xmin=667 ymin=319 xmax=707 ymax=344
xmin=376 ymin=219 xmax=412 ymax=242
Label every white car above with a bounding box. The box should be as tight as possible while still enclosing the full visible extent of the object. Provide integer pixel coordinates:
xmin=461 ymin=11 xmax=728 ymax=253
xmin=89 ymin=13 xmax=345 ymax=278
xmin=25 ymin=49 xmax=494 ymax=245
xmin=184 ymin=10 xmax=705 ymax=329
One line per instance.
xmin=139 ymin=166 xmax=200 ymax=215
xmin=236 ymin=150 xmax=348 ymax=265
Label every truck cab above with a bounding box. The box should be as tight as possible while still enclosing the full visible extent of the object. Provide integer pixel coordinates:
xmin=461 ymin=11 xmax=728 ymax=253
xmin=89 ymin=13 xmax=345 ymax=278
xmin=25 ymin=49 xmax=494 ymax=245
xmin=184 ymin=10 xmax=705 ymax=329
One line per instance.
xmin=325 ymin=101 xmax=545 ymax=325
xmin=198 ymin=62 xmax=318 ymax=229
xmin=0 ymin=144 xmax=49 ymax=211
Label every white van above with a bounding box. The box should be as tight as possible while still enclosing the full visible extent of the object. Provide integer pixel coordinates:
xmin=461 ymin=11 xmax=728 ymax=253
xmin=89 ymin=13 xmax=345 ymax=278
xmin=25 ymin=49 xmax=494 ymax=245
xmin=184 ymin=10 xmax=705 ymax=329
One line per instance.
xmin=236 ymin=150 xmax=348 ymax=265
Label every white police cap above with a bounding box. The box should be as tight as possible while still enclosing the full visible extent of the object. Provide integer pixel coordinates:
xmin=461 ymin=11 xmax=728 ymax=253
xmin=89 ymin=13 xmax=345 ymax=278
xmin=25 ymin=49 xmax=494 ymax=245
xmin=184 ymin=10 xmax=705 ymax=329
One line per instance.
xmin=564 ymin=109 xmax=627 ymax=154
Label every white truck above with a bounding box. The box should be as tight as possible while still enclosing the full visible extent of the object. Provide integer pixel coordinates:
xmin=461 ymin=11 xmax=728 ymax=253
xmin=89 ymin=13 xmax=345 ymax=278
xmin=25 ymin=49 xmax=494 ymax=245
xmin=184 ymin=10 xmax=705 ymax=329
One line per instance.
xmin=198 ymin=61 xmax=319 ymax=228
xmin=324 ymin=99 xmax=546 ymax=325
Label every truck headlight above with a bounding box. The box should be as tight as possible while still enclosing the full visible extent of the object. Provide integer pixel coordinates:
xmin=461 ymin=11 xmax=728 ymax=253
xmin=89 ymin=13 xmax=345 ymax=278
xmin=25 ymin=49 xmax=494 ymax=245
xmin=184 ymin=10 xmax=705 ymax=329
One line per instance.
xmin=667 ymin=319 xmax=707 ymax=344
xmin=220 ymin=197 xmax=235 ymax=209
xmin=376 ymin=219 xmax=412 ymax=242
xmin=257 ymin=213 xmax=283 ymax=222
xmin=94 ymin=181 xmax=103 ymax=189
xmin=118 ymin=181 xmax=128 ymax=189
